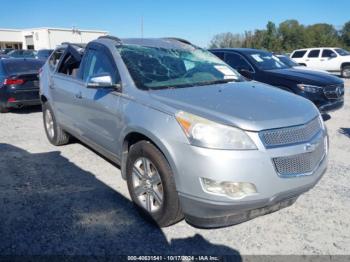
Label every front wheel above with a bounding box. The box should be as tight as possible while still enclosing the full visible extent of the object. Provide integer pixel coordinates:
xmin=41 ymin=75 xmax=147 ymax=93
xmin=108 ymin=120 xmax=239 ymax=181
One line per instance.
xmin=42 ymin=102 xmax=70 ymax=146
xmin=126 ymin=141 xmax=183 ymax=227
xmin=341 ymin=66 xmax=350 ymax=78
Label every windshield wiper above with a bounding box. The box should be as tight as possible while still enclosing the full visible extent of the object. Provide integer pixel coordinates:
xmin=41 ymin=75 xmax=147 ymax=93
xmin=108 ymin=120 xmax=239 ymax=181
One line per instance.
xmin=195 ymin=79 xmax=238 ymax=86
xmin=148 ymin=78 xmax=238 ymax=90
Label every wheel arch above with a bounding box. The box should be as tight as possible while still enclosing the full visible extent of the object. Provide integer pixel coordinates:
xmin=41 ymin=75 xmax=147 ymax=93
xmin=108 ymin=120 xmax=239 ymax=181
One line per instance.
xmin=120 ymin=129 xmax=176 ymax=181
xmin=341 ymin=62 xmax=350 ymax=69
xmin=40 ymin=94 xmax=48 ymax=104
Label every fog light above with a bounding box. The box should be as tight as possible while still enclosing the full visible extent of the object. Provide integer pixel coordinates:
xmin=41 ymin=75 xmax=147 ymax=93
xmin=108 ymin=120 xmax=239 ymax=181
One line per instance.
xmin=201 ymin=178 xmax=257 ymax=199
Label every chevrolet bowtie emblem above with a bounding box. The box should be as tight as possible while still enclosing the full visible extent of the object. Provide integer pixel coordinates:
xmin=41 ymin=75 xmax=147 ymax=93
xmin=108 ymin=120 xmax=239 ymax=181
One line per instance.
xmin=304 ymin=143 xmax=317 ymax=152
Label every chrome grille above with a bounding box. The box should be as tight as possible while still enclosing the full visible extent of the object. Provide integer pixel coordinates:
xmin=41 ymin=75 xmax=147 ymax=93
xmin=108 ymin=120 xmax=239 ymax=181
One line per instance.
xmin=259 ymin=117 xmax=322 ymax=148
xmin=273 ymin=140 xmax=325 ymax=177
xmin=324 ymin=84 xmax=344 ymax=99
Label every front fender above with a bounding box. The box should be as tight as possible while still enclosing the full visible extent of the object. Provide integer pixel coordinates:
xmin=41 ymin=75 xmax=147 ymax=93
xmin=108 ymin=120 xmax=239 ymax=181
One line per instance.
xmin=118 ymin=100 xmax=189 ymax=191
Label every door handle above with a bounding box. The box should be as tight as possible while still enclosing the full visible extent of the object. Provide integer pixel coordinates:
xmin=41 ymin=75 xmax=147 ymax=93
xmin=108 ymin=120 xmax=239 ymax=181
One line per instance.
xmin=75 ymin=92 xmax=82 ymax=99
xmin=305 ymin=59 xmax=310 ymax=61
xmin=320 ymin=59 xmax=325 ymax=61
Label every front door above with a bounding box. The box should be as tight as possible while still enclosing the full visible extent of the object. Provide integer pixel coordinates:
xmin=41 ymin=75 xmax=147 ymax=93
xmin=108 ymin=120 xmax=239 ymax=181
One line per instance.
xmin=318 ymin=49 xmax=340 ymax=72
xmin=77 ymin=44 xmax=123 ymax=156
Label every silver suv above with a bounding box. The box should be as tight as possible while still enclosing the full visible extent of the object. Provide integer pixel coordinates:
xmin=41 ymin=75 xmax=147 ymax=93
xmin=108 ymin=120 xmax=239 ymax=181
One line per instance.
xmin=39 ymin=36 xmax=328 ymax=228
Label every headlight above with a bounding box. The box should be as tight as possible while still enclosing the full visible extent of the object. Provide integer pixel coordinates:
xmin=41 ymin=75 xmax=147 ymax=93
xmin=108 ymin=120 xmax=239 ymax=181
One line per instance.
xmin=201 ymin=178 xmax=257 ymax=199
xmin=297 ymin=84 xmax=322 ymax=93
xmin=175 ymin=111 xmax=257 ymax=150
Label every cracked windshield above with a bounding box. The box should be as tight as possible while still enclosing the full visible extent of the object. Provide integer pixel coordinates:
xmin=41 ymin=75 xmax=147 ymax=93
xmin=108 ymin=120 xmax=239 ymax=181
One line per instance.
xmin=117 ymin=45 xmax=241 ymax=90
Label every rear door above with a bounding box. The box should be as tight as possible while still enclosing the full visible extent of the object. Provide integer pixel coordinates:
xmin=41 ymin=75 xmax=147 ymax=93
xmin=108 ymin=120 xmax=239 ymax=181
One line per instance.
xmin=304 ymin=49 xmax=321 ymax=69
xmin=50 ymin=47 xmax=85 ymax=133
xmin=77 ymin=43 xmax=123 ymax=155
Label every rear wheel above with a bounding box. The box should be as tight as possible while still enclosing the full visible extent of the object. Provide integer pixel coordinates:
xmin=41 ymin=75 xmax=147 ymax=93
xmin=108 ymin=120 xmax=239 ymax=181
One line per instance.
xmin=126 ymin=141 xmax=183 ymax=227
xmin=42 ymin=102 xmax=70 ymax=146
xmin=341 ymin=66 xmax=350 ymax=78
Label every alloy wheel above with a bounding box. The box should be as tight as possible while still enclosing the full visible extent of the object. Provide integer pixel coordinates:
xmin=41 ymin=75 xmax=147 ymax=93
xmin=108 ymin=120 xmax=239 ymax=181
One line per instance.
xmin=343 ymin=68 xmax=350 ymax=78
xmin=45 ymin=109 xmax=55 ymax=139
xmin=132 ymin=157 xmax=164 ymax=213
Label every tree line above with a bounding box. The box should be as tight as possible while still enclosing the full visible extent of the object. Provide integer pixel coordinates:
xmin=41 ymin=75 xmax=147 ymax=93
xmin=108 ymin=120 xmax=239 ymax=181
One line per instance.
xmin=209 ymin=20 xmax=350 ymax=53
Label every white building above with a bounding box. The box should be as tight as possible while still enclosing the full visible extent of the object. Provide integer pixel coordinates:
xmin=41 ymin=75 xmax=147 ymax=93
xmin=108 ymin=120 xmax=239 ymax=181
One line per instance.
xmin=0 ymin=27 xmax=108 ymax=50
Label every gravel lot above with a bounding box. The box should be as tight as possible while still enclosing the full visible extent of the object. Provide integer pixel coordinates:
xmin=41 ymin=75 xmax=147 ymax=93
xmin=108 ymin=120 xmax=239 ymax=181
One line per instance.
xmin=0 ymin=80 xmax=349 ymax=257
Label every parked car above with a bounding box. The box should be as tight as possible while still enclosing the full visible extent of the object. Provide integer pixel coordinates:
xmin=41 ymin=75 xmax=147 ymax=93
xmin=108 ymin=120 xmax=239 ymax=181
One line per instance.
xmin=276 ymin=54 xmax=330 ymax=74
xmin=0 ymin=48 xmax=14 ymax=55
xmin=0 ymin=58 xmax=44 ymax=113
xmin=36 ymin=49 xmax=54 ymax=61
xmin=40 ymin=37 xmax=328 ymax=228
xmin=210 ymin=48 xmax=344 ymax=113
xmin=290 ymin=47 xmax=350 ymax=78
xmin=0 ymin=49 xmax=14 ymax=59
xmin=6 ymin=49 xmax=37 ymax=59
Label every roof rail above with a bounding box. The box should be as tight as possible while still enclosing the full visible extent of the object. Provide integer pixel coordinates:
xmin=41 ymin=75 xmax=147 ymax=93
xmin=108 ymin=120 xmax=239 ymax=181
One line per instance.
xmin=163 ymin=37 xmax=193 ymax=46
xmin=98 ymin=35 xmax=122 ymax=43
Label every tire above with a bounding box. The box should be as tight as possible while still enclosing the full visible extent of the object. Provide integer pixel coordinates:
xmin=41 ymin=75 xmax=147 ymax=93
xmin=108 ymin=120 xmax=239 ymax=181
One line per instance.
xmin=42 ymin=102 xmax=70 ymax=146
xmin=0 ymin=105 xmax=9 ymax=113
xmin=341 ymin=66 xmax=350 ymax=78
xmin=126 ymin=141 xmax=183 ymax=227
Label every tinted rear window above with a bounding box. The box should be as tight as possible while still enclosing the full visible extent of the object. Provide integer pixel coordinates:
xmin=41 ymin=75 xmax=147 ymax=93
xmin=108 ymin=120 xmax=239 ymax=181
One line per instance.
xmin=308 ymin=49 xmax=320 ymax=58
xmin=3 ymin=60 xmax=44 ymax=75
xmin=38 ymin=50 xmax=53 ymax=57
xmin=291 ymin=50 xmax=306 ymax=58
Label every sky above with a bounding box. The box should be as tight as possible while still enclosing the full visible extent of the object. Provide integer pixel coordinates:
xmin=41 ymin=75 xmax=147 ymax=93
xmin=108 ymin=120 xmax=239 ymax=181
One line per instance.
xmin=1 ymin=0 xmax=350 ymax=47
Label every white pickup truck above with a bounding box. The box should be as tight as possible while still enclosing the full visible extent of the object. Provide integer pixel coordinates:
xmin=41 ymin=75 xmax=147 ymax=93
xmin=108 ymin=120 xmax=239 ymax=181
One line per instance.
xmin=290 ymin=47 xmax=350 ymax=78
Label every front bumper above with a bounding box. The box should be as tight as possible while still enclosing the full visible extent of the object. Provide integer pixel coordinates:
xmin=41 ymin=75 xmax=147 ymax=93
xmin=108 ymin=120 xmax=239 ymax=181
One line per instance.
xmin=318 ymin=99 xmax=344 ymax=113
xmin=296 ymin=87 xmax=344 ymax=113
xmin=170 ymin=130 xmax=328 ymax=228
xmin=180 ymin=167 xmax=326 ymax=228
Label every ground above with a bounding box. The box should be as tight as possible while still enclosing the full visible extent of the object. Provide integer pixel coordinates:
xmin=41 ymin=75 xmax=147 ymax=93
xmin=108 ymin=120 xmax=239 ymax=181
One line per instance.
xmin=0 ymin=80 xmax=349 ymax=257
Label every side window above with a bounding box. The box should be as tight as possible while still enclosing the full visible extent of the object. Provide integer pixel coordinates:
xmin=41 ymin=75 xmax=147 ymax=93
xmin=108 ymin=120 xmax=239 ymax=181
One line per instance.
xmin=322 ymin=49 xmax=336 ymax=58
xmin=291 ymin=50 xmax=306 ymax=58
xmin=212 ymin=52 xmax=225 ymax=60
xmin=81 ymin=47 xmax=121 ymax=84
xmin=308 ymin=49 xmax=320 ymax=58
xmin=224 ymin=52 xmax=253 ymax=72
xmin=49 ymin=49 xmax=64 ymax=71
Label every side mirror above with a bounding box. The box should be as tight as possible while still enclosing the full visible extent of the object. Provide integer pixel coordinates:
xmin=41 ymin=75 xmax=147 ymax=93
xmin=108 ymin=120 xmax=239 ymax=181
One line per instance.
xmin=87 ymin=73 xmax=121 ymax=91
xmin=238 ymin=68 xmax=254 ymax=79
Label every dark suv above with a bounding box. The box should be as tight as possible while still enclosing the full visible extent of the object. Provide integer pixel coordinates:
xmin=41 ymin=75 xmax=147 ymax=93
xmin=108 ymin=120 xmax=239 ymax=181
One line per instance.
xmin=210 ymin=48 xmax=344 ymax=113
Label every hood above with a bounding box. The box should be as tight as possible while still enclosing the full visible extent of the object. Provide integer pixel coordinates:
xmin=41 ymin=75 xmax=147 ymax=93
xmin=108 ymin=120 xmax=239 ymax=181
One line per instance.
xmin=149 ymin=81 xmax=319 ymax=131
xmin=264 ymin=68 xmax=342 ymax=86
xmin=293 ymin=66 xmax=330 ymax=75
